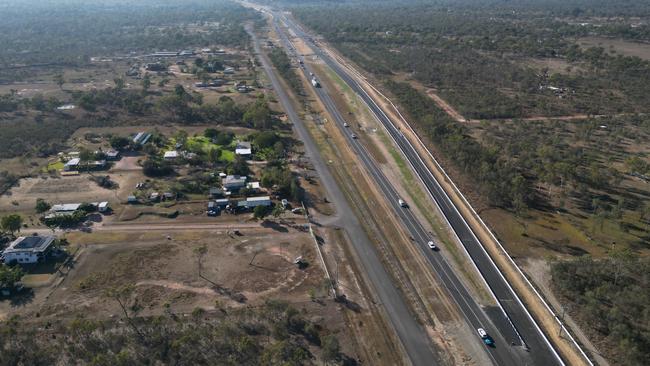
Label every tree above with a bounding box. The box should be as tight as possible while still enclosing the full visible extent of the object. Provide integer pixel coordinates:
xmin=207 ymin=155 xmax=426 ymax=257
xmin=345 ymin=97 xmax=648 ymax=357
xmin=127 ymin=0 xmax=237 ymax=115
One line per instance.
xmin=110 ymin=136 xmax=131 ymax=150
xmin=53 ymin=74 xmax=65 ymax=90
xmin=321 ymin=334 xmax=340 ymax=363
xmin=229 ymin=155 xmax=250 ymax=176
xmin=105 ymin=285 xmax=145 ymax=341
xmin=35 ymin=198 xmax=51 ymax=213
xmin=243 ymin=98 xmax=272 ymax=129
xmin=253 ymin=205 xmax=270 ymax=220
xmin=173 ymin=130 xmax=189 ymax=147
xmin=1 ymin=214 xmax=22 ymax=235
xmin=272 ymin=203 xmax=285 ymax=218
xmin=113 ymin=78 xmax=125 ymax=91
xmin=141 ymin=73 xmax=151 ymax=93
xmin=0 ymin=265 xmax=24 ymax=289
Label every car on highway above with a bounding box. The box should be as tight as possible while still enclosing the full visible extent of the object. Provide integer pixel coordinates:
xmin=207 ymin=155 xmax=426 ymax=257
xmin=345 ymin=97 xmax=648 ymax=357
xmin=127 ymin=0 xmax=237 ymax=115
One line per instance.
xmin=427 ymin=241 xmax=438 ymax=250
xmin=477 ymin=328 xmax=494 ymax=346
xmin=343 ymin=122 xmax=349 ymax=127
xmin=351 ymin=133 xmax=357 ymax=139
xmin=398 ymin=199 xmax=408 ymax=208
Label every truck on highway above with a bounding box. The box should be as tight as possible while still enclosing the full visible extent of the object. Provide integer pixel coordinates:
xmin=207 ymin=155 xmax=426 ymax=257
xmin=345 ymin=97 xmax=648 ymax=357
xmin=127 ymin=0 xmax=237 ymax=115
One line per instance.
xmin=311 ymin=77 xmax=320 ymax=87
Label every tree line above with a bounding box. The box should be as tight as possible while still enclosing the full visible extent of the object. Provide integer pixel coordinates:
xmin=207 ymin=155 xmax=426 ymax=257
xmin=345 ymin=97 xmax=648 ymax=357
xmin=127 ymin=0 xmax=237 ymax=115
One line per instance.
xmin=552 ymin=253 xmax=650 ymax=365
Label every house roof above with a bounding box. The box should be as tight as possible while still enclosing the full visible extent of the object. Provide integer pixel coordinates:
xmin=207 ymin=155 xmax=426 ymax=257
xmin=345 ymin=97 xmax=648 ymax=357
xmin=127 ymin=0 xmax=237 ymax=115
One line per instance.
xmin=247 ymin=196 xmax=270 ymax=202
xmin=51 ymin=203 xmax=81 ymax=212
xmin=235 ymin=141 xmax=252 ymax=156
xmin=164 ymin=151 xmax=178 ymax=158
xmin=3 ymin=235 xmax=55 ymax=254
xmin=247 ymin=182 xmax=261 ymax=189
xmin=65 ymin=158 xmax=80 ymax=166
xmin=223 ymin=175 xmax=247 ymax=186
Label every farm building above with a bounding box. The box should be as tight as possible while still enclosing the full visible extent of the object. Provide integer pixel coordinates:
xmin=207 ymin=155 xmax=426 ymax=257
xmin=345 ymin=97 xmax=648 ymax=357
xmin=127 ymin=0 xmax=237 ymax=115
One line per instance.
xmin=133 ymin=132 xmax=152 ymax=145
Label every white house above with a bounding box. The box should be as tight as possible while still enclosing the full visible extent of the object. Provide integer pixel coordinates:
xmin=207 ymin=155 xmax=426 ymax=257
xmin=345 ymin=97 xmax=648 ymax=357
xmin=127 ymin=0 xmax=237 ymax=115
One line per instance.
xmin=235 ymin=141 xmax=252 ymax=157
xmin=98 ymin=201 xmax=109 ymax=212
xmin=164 ymin=151 xmax=178 ymax=160
xmin=1 ymin=235 xmax=56 ymax=264
xmin=50 ymin=203 xmax=82 ymax=213
xmin=64 ymin=158 xmax=81 ymax=171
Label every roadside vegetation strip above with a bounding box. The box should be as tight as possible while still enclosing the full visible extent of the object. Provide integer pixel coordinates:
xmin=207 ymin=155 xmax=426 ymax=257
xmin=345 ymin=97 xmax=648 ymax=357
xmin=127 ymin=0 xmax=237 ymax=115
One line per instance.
xmin=366 ymin=79 xmax=593 ymax=366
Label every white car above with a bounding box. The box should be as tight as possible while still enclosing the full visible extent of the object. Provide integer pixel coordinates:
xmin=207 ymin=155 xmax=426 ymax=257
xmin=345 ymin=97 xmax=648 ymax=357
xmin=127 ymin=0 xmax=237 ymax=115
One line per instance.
xmin=351 ymin=133 xmax=357 ymax=139
xmin=398 ymin=199 xmax=407 ymax=208
xmin=343 ymin=122 xmax=349 ymax=127
xmin=477 ymin=328 xmax=488 ymax=338
xmin=427 ymin=241 xmax=437 ymax=250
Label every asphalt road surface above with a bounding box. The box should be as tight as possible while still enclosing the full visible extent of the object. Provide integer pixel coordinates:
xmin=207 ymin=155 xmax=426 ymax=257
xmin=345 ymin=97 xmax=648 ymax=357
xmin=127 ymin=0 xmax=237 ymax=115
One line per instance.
xmin=273 ymin=12 xmax=564 ymax=366
xmin=247 ymin=24 xmax=443 ymax=366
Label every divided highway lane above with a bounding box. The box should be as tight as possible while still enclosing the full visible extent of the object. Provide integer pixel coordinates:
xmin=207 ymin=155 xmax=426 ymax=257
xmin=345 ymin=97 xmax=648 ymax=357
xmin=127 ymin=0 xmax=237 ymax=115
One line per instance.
xmin=272 ymin=17 xmax=518 ymax=366
xmin=275 ymin=13 xmax=563 ymax=366
xmin=247 ymin=23 xmax=442 ymax=366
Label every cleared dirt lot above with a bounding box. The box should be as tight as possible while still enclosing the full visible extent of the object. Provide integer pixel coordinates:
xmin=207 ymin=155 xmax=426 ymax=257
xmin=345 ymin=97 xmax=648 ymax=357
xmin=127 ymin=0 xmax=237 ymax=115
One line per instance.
xmin=1 ymin=227 xmax=325 ymax=320
xmin=0 ymin=176 xmax=115 ymax=212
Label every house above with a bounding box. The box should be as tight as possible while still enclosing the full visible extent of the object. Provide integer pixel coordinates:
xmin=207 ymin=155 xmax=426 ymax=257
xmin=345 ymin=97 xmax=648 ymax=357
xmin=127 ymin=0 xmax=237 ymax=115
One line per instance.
xmin=105 ymin=150 xmax=120 ymax=160
xmin=164 ymin=151 xmax=178 ymax=160
xmin=222 ymin=175 xmax=247 ymax=191
xmin=235 ymin=141 xmax=252 ymax=157
xmin=149 ymin=192 xmax=160 ymax=202
xmin=1 ymin=235 xmax=56 ymax=264
xmin=223 ymin=67 xmax=235 ymax=74
xmin=151 ymin=51 xmax=179 ymax=57
xmin=246 ymin=181 xmax=261 ymax=192
xmin=127 ymin=196 xmax=138 ymax=204
xmin=162 ymin=192 xmax=175 ymax=201
xmin=246 ymin=196 xmax=272 ymax=208
xmin=64 ymin=158 xmax=80 ymax=171
xmin=50 ymin=203 xmax=82 ymax=213
xmin=209 ymin=187 xmax=225 ymax=199
xmin=98 ymin=202 xmax=109 ymax=212
xmin=214 ymin=198 xmax=230 ymax=207
xmin=65 ymin=158 xmax=106 ymax=171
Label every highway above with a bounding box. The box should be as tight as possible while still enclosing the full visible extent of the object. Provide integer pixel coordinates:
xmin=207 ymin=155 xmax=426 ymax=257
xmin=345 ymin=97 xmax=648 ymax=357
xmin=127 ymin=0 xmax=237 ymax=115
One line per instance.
xmin=247 ymin=24 xmax=444 ymax=366
xmin=271 ymin=11 xmax=564 ymax=366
